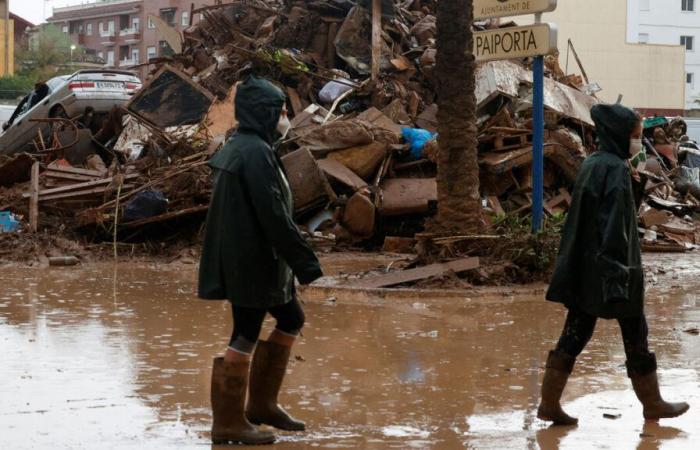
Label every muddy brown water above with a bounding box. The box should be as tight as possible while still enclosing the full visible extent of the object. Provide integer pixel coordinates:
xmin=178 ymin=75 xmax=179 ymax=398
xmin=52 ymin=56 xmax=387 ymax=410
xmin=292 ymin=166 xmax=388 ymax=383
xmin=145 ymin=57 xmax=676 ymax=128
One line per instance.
xmin=1 ymin=254 xmax=699 ymax=449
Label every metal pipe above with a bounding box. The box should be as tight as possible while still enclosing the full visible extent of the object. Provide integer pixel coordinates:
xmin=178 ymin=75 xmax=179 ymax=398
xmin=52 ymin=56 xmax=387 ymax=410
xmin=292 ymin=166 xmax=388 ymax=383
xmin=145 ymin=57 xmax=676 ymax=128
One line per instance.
xmin=531 ymin=12 xmax=545 ymax=232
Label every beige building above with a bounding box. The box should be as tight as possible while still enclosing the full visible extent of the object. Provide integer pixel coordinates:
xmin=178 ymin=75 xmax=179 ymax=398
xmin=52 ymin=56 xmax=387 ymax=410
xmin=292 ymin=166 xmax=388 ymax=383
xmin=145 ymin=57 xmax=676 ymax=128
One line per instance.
xmin=0 ymin=0 xmax=13 ymax=76
xmin=520 ymin=0 xmax=686 ymax=115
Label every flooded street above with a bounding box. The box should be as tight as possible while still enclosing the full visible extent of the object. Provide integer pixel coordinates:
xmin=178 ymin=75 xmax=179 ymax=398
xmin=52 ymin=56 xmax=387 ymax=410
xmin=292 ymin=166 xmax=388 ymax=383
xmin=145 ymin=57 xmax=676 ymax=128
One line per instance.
xmin=1 ymin=254 xmax=699 ymax=449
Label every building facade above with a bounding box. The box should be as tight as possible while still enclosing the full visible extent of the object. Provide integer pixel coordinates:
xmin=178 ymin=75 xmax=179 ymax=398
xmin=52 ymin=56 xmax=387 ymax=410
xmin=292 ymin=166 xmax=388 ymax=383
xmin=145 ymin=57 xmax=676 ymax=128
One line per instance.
xmin=46 ymin=0 xmax=211 ymax=79
xmin=627 ymin=0 xmax=700 ymax=112
xmin=520 ymin=0 xmax=686 ymax=116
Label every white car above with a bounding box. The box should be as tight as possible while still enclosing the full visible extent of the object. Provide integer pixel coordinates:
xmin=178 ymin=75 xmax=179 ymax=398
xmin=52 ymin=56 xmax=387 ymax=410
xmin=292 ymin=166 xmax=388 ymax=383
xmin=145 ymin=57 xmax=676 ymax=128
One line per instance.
xmin=0 ymin=69 xmax=142 ymax=156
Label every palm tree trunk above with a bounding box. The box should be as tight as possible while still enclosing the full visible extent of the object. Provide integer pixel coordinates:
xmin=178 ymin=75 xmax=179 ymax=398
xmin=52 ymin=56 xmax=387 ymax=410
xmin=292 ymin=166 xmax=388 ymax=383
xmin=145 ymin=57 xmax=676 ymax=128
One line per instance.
xmin=433 ymin=0 xmax=483 ymax=235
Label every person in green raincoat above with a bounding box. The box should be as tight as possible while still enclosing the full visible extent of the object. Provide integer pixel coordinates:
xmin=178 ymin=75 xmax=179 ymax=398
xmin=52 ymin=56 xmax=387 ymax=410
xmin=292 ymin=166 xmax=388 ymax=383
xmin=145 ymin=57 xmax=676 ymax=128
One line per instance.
xmin=198 ymin=75 xmax=323 ymax=445
xmin=537 ymin=104 xmax=689 ymax=425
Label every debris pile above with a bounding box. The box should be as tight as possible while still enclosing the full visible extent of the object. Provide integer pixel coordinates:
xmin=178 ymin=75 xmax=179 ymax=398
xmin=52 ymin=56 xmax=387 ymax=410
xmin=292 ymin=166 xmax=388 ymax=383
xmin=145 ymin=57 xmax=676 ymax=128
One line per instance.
xmin=0 ymin=0 xmax=698 ymax=267
xmin=636 ymin=116 xmax=700 ymax=252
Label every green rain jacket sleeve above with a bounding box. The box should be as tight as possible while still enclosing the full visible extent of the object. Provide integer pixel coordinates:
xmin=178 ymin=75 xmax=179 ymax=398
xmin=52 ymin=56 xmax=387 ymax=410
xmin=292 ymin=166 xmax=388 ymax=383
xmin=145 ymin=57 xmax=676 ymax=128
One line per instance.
xmin=596 ymin=168 xmax=633 ymax=304
xmin=243 ymin=146 xmax=323 ymax=285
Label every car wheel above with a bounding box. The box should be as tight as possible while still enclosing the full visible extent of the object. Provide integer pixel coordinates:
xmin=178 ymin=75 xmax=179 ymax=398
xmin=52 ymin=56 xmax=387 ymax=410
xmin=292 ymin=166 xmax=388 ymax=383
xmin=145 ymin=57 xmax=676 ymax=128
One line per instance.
xmin=49 ymin=105 xmax=69 ymax=119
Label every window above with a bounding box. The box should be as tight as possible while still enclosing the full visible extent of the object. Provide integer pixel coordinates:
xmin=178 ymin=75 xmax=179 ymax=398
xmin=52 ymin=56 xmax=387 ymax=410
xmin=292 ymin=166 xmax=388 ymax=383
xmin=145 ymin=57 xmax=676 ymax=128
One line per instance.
xmin=98 ymin=22 xmax=104 ymax=33
xmin=682 ymin=0 xmax=695 ymax=12
xmin=182 ymin=11 xmax=190 ymax=26
xmin=148 ymin=16 xmax=155 ymax=29
xmin=107 ymin=50 xmax=115 ymax=66
xmin=681 ymin=35 xmax=695 ymax=51
xmin=639 ymin=33 xmax=649 ymax=44
xmin=132 ymin=17 xmax=140 ymax=31
xmin=98 ymin=51 xmax=104 ymax=60
xmin=86 ymin=23 xmax=92 ymax=35
xmin=131 ymin=48 xmax=140 ymax=63
xmin=62 ymin=25 xmax=68 ymax=33
xmin=147 ymin=46 xmax=157 ymax=61
xmin=160 ymin=8 xmax=177 ymax=26
xmin=640 ymin=0 xmax=650 ymax=10
xmin=688 ymin=73 xmax=695 ymax=86
xmin=108 ymin=20 xmax=115 ymax=33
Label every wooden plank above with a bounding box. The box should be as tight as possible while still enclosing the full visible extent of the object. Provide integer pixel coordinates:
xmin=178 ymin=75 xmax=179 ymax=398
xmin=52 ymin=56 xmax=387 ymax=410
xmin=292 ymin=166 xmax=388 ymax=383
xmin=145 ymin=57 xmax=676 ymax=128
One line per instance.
xmin=23 ymin=173 xmax=138 ymax=198
xmin=348 ymin=257 xmax=480 ymax=289
xmin=29 ymin=162 xmax=39 ymax=233
xmin=45 ymin=165 xmax=106 ymax=177
xmin=39 ymin=184 xmax=136 ymax=202
xmin=487 ymin=195 xmax=505 ymax=215
xmin=286 ymin=87 xmax=303 ymax=116
xmin=317 ymin=158 xmax=367 ymax=191
xmin=371 ymin=0 xmax=381 ymax=81
xmin=45 ymin=170 xmax=100 ymax=182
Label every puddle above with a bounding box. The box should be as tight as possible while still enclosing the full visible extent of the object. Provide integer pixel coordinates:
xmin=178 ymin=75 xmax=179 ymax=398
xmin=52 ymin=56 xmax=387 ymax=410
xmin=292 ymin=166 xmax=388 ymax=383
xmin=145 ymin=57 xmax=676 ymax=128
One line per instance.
xmin=0 ymin=254 xmax=698 ymax=449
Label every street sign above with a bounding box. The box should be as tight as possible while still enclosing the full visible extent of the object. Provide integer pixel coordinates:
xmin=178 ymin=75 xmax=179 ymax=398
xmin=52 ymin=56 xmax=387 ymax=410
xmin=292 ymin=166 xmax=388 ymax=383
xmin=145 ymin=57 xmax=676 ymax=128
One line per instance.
xmin=474 ymin=0 xmax=557 ymax=20
xmin=474 ymin=23 xmax=557 ymax=62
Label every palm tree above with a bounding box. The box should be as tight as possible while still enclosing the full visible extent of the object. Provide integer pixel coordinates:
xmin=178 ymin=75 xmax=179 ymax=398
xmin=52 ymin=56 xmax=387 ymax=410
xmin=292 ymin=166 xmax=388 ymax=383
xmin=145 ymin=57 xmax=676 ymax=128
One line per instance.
xmin=434 ymin=0 xmax=483 ymax=234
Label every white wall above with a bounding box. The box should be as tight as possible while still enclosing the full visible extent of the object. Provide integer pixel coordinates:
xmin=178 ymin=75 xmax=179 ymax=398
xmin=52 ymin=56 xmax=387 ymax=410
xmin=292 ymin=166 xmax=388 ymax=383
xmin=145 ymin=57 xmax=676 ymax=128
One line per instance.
xmin=628 ymin=0 xmax=700 ymax=110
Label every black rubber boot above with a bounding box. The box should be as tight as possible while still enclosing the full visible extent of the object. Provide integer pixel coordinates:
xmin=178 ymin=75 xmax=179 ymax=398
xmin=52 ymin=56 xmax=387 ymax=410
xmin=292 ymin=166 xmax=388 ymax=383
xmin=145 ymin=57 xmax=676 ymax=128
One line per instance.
xmin=627 ymin=353 xmax=689 ymax=420
xmin=247 ymin=340 xmax=306 ymax=431
xmin=210 ymin=357 xmax=276 ymax=445
xmin=537 ymin=350 xmax=579 ymax=426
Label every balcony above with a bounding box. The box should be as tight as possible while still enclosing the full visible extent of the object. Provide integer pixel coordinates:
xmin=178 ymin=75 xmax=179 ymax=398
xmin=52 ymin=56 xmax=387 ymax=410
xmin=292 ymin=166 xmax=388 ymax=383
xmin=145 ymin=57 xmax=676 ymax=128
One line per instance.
xmin=120 ymin=28 xmax=141 ymax=44
xmin=118 ymin=58 xmax=137 ymax=67
xmin=100 ymin=30 xmax=116 ymax=46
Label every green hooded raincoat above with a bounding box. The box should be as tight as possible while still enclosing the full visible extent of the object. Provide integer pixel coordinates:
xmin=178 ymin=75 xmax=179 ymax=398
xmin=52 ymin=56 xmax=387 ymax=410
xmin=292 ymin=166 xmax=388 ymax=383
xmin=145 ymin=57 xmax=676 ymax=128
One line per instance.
xmin=198 ymin=76 xmax=323 ymax=308
xmin=546 ymin=104 xmax=644 ymax=319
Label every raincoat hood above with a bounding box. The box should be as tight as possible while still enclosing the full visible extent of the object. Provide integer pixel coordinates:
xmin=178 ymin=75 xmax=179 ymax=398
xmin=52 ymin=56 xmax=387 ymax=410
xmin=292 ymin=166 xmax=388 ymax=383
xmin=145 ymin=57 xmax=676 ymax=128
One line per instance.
xmin=235 ymin=75 xmax=286 ymax=144
xmin=591 ymin=104 xmax=640 ymax=159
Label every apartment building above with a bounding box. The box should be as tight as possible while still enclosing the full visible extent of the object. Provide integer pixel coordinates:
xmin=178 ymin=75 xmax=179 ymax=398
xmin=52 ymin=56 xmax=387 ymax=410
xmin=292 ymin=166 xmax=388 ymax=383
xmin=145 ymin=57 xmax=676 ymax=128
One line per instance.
xmin=627 ymin=0 xmax=700 ymax=112
xmin=47 ymin=0 xmax=211 ymax=78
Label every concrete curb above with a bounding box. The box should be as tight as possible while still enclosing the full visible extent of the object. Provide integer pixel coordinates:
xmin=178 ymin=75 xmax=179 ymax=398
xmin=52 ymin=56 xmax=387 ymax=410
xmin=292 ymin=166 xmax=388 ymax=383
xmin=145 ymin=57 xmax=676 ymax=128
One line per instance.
xmin=299 ymin=282 xmax=548 ymax=305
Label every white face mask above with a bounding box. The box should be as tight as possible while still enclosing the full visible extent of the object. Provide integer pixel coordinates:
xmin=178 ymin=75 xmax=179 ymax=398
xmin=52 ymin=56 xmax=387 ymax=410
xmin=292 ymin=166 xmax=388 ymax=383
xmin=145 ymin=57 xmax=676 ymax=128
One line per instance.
xmin=276 ymin=114 xmax=291 ymax=140
xmin=629 ymin=138 xmax=642 ymax=157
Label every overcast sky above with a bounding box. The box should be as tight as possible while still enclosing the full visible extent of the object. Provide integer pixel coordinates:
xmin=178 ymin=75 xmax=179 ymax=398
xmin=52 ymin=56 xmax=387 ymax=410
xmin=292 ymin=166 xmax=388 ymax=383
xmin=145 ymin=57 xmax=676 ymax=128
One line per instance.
xmin=12 ymin=0 xmax=79 ymax=26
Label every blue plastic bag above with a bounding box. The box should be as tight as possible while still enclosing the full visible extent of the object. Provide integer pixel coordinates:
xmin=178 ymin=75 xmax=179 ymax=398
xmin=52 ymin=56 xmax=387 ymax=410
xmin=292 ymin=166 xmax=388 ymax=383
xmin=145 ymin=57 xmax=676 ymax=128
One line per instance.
xmin=0 ymin=211 xmax=20 ymax=233
xmin=402 ymin=128 xmax=437 ymax=160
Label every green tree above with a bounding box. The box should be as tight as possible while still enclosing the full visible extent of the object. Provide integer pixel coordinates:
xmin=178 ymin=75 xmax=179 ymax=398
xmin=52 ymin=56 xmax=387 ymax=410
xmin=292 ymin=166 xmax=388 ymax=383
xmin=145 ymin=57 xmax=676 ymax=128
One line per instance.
xmin=17 ymin=24 xmax=81 ymax=79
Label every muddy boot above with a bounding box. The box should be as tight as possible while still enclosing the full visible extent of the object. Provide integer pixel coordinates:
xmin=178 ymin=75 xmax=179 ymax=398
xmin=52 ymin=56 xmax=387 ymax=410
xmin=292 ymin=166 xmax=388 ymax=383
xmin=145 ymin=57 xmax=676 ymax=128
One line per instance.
xmin=210 ymin=357 xmax=276 ymax=445
xmin=627 ymin=353 xmax=689 ymax=421
xmin=247 ymin=340 xmax=306 ymax=431
xmin=537 ymin=350 xmax=579 ymax=426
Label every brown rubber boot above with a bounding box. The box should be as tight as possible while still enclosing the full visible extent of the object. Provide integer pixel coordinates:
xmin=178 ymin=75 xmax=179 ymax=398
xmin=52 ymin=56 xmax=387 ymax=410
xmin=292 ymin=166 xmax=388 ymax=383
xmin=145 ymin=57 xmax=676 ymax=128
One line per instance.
xmin=537 ymin=350 xmax=579 ymax=426
xmin=627 ymin=353 xmax=689 ymax=420
xmin=247 ymin=340 xmax=306 ymax=431
xmin=210 ymin=357 xmax=276 ymax=445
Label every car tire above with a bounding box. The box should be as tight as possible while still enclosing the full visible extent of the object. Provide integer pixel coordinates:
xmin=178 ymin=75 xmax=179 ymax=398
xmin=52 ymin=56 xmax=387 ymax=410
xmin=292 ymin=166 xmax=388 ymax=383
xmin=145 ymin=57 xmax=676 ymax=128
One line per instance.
xmin=49 ymin=105 xmax=68 ymax=119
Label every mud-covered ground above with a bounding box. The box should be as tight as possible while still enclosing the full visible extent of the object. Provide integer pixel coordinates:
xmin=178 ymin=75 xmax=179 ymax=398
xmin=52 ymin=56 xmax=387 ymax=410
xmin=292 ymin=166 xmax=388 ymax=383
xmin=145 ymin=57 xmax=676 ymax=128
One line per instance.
xmin=0 ymin=253 xmax=698 ymax=449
